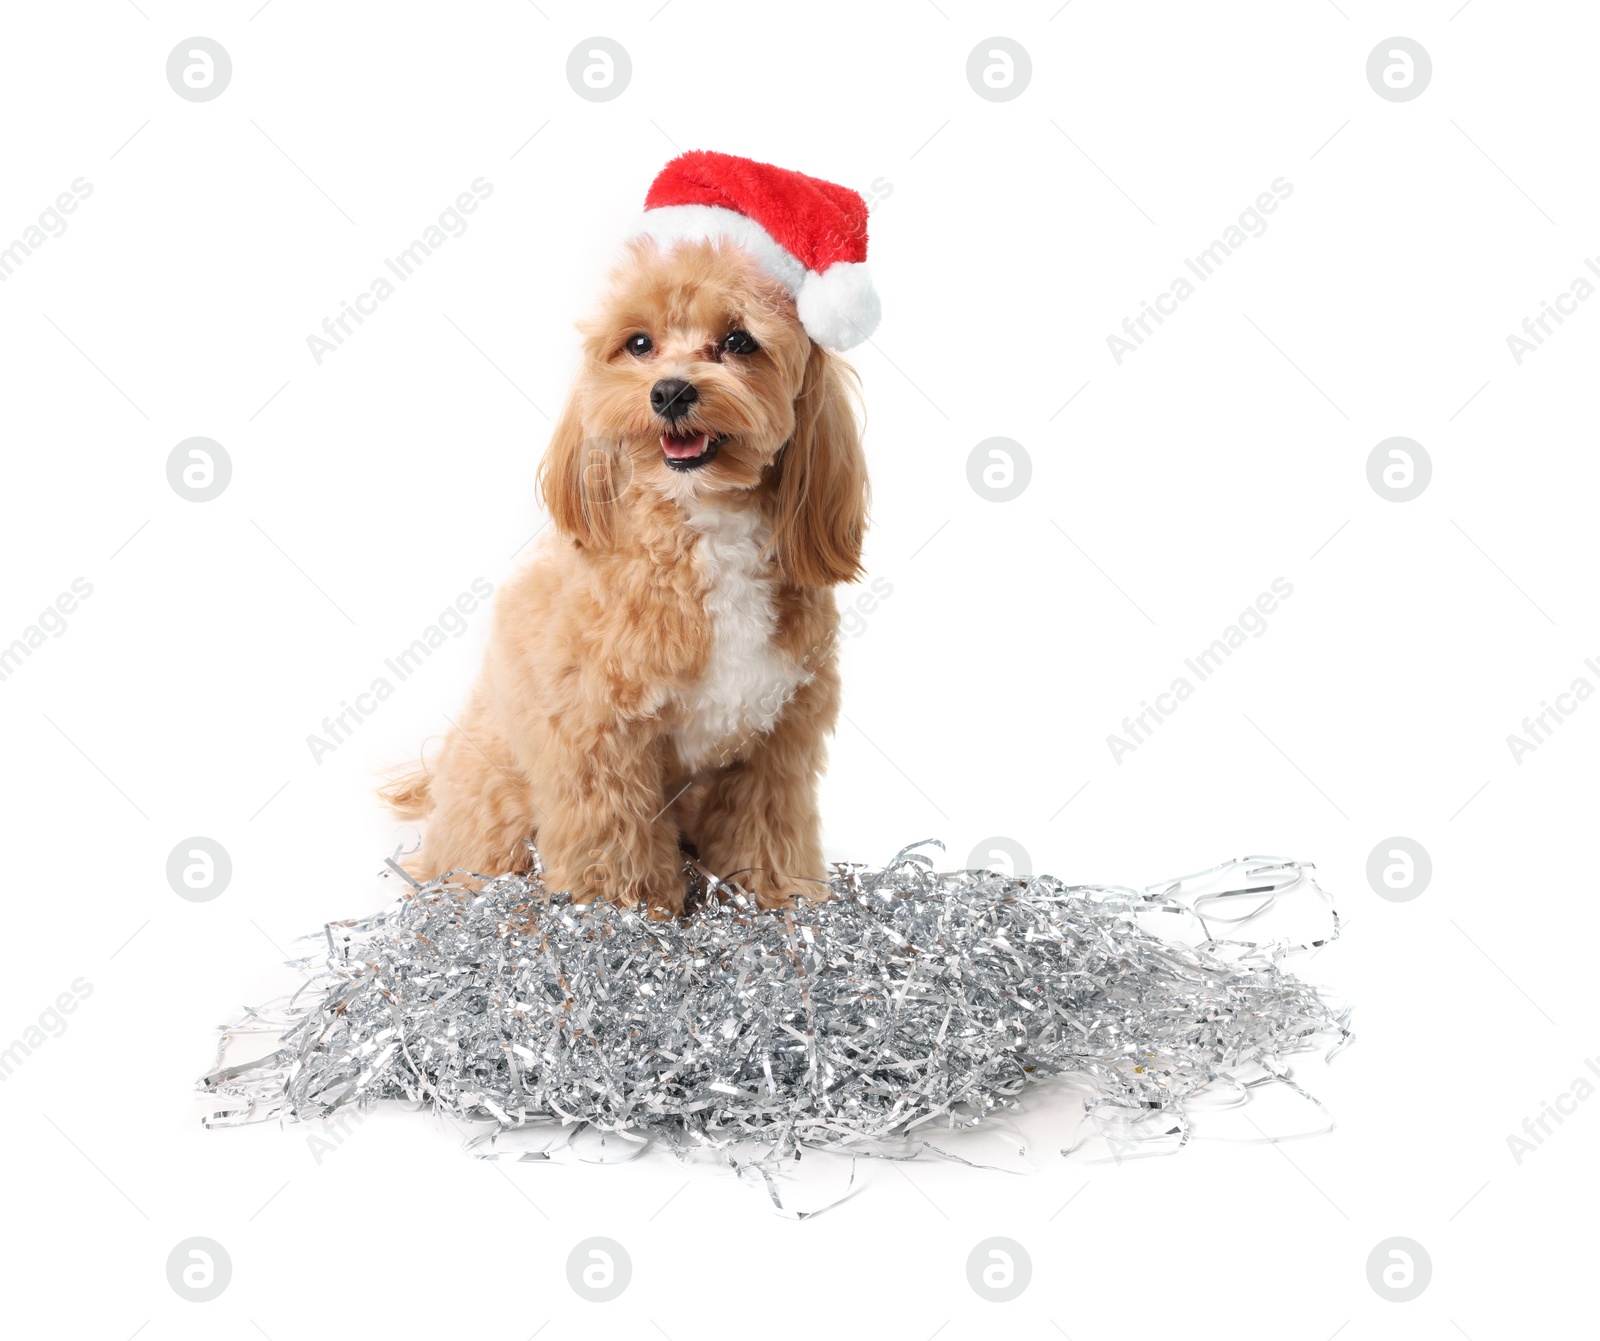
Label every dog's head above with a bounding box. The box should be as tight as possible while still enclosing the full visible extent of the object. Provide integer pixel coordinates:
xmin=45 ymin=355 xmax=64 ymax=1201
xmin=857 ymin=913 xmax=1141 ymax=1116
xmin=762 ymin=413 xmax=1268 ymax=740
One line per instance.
xmin=539 ymin=238 xmax=868 ymax=586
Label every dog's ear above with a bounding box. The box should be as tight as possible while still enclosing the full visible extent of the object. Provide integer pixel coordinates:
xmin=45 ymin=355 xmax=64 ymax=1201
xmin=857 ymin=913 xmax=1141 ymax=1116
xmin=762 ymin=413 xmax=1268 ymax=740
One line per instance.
xmin=770 ymin=343 xmax=869 ymax=587
xmin=537 ymin=392 xmax=623 ymax=549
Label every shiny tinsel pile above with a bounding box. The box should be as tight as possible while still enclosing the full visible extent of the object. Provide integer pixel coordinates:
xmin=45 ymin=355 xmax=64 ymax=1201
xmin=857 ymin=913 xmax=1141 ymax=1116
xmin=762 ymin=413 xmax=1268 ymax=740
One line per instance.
xmin=201 ymin=845 xmax=1349 ymax=1160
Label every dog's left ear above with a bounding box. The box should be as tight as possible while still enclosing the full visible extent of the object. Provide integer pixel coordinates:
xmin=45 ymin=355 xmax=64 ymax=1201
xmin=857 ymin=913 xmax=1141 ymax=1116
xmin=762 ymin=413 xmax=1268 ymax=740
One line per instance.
xmin=537 ymin=391 xmax=623 ymax=549
xmin=770 ymin=343 xmax=869 ymax=587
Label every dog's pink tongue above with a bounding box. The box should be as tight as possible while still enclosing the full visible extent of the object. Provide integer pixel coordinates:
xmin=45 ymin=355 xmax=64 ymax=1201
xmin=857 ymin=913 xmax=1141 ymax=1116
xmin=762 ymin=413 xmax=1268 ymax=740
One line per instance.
xmin=661 ymin=432 xmax=708 ymax=459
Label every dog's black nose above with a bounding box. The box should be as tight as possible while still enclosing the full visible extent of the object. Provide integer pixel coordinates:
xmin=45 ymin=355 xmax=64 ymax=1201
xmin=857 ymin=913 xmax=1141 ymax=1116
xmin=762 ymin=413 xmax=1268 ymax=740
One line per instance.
xmin=650 ymin=377 xmax=698 ymax=422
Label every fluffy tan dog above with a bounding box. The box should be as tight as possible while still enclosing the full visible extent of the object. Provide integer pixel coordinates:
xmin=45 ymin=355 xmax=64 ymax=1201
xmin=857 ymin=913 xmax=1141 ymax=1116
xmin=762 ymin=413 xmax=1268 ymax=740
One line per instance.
xmin=381 ymin=236 xmax=869 ymax=916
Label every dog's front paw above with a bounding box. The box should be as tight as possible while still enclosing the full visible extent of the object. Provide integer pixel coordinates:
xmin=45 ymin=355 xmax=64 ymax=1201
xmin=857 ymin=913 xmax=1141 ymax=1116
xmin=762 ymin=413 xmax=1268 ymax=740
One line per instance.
xmin=740 ymin=870 xmax=832 ymax=911
xmin=565 ymin=855 xmax=687 ymax=919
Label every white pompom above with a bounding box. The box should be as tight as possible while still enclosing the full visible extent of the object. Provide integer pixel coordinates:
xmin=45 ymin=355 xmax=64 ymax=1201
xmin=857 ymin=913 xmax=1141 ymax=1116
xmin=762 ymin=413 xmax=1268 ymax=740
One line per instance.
xmin=796 ymin=262 xmax=881 ymax=351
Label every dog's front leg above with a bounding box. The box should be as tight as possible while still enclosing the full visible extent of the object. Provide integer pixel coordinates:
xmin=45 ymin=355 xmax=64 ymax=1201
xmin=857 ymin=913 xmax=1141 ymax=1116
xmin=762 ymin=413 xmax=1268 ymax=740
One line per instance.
xmin=694 ymin=669 xmax=834 ymax=909
xmin=533 ymin=721 xmax=686 ymax=916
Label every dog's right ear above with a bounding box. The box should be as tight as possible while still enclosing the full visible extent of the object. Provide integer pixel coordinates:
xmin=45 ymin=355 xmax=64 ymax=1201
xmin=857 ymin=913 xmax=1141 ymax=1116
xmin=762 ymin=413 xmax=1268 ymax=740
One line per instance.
xmin=537 ymin=393 xmax=621 ymax=549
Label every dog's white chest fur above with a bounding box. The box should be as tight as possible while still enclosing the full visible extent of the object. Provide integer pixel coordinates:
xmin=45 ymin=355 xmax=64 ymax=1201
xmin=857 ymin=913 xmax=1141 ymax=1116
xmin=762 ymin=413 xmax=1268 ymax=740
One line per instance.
xmin=672 ymin=504 xmax=805 ymax=772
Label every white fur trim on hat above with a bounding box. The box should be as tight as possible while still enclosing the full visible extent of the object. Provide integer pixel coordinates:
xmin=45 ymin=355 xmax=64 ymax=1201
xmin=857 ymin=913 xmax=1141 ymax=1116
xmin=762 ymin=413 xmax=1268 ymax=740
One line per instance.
xmin=796 ymin=261 xmax=880 ymax=351
xmin=627 ymin=205 xmax=879 ymax=351
xmin=628 ymin=205 xmax=806 ymax=294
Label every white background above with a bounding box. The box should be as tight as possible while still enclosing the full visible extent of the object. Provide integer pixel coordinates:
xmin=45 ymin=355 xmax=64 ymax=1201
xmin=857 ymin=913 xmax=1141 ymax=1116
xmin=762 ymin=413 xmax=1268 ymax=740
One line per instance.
xmin=1 ymin=1 xmax=1595 ymax=1336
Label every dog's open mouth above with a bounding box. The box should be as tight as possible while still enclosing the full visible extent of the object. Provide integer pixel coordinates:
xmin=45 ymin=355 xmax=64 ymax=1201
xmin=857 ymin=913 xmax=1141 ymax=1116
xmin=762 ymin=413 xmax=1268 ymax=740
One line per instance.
xmin=660 ymin=431 xmax=721 ymax=471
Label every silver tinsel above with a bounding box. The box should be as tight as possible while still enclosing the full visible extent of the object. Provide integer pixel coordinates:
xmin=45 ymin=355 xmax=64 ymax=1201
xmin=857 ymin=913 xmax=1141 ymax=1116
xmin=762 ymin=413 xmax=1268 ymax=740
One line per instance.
xmin=201 ymin=845 xmax=1350 ymax=1167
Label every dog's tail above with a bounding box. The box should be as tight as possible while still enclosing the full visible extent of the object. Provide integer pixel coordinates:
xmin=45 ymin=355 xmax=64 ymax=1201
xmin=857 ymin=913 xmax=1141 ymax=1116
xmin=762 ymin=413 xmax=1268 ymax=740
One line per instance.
xmin=377 ymin=764 xmax=432 ymax=820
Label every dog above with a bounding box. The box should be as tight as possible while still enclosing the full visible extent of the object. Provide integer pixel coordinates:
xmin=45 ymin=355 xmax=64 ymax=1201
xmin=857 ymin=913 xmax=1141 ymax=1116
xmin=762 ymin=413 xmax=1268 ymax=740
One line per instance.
xmin=381 ymin=153 xmax=878 ymax=917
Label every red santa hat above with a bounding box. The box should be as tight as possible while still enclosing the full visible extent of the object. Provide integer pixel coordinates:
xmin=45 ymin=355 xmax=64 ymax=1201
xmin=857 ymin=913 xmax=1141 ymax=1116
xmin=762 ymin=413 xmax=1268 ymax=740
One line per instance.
xmin=629 ymin=150 xmax=881 ymax=352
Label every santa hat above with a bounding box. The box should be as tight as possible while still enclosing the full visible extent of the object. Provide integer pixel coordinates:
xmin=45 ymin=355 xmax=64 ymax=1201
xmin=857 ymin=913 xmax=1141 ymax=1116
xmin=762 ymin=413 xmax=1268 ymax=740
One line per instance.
xmin=628 ymin=150 xmax=880 ymax=352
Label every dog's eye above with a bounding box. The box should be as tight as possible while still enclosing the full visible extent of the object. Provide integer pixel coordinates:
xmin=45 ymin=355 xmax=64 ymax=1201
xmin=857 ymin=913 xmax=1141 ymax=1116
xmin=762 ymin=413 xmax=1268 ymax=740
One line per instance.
xmin=721 ymin=329 xmax=759 ymax=356
xmin=624 ymin=333 xmax=653 ymax=357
